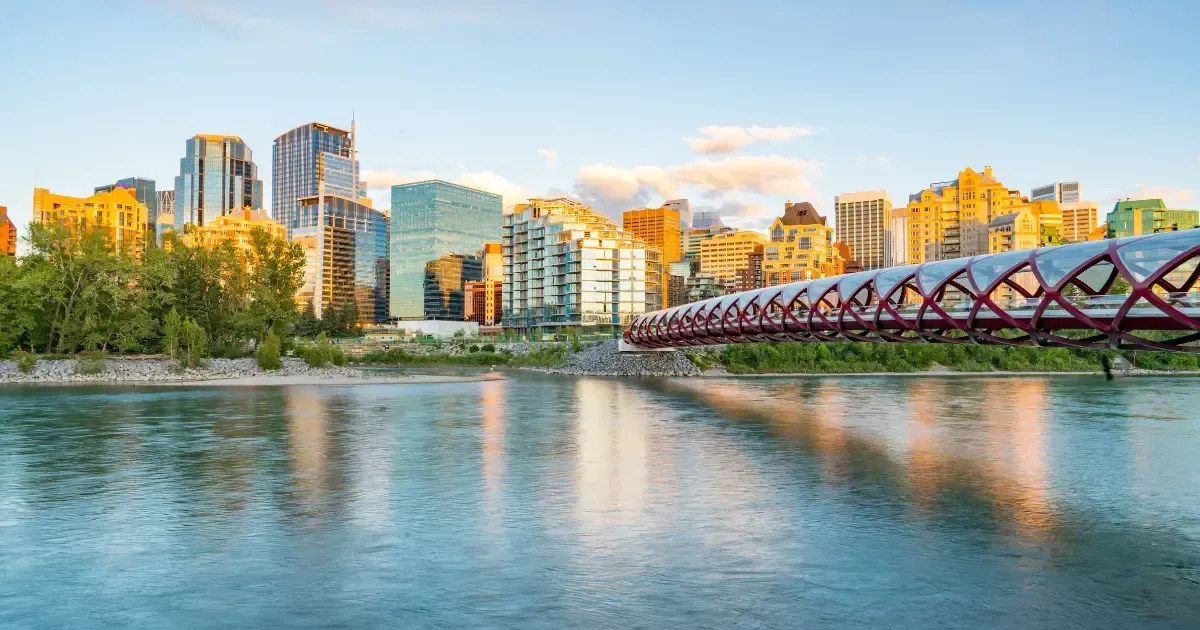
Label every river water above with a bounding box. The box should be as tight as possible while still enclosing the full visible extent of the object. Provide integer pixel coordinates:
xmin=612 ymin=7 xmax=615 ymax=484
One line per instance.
xmin=1 ymin=373 xmax=1199 ymax=628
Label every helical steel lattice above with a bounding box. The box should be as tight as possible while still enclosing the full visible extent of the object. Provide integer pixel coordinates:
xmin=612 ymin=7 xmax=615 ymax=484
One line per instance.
xmin=625 ymin=230 xmax=1200 ymax=353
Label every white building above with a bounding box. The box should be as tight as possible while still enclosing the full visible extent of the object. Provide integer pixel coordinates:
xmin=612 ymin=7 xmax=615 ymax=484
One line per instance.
xmin=834 ymin=190 xmax=892 ymax=270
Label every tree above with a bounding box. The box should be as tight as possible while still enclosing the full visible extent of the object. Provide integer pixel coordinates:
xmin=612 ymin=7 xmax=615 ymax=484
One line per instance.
xmin=240 ymin=227 xmax=306 ymax=345
xmin=293 ymin=299 xmax=322 ymax=338
xmin=162 ymin=308 xmax=183 ymax=360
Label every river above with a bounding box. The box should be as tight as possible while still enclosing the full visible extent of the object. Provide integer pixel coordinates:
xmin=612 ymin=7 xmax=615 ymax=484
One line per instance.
xmin=1 ymin=373 xmax=1198 ymax=628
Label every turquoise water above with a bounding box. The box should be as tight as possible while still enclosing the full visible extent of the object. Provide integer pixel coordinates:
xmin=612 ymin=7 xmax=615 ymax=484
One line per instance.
xmin=1 ymin=374 xmax=1199 ymax=628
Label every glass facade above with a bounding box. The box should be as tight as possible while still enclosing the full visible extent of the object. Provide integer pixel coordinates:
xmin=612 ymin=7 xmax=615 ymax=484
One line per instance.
xmin=272 ymin=122 xmax=357 ymax=227
xmin=173 ymin=135 xmax=263 ymax=233
xmin=503 ymin=197 xmax=648 ymax=335
xmin=290 ymin=197 xmax=389 ymax=324
xmin=390 ymin=181 xmax=503 ymax=319
xmin=423 ymin=253 xmax=483 ymax=320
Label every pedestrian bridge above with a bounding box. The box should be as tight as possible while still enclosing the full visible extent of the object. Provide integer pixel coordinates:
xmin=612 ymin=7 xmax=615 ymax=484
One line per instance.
xmin=624 ymin=229 xmax=1200 ymax=353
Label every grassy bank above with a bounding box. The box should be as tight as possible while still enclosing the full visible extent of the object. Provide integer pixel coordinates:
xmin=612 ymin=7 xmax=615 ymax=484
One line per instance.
xmin=690 ymin=343 xmax=1200 ymax=375
xmin=357 ymin=346 xmax=569 ymax=369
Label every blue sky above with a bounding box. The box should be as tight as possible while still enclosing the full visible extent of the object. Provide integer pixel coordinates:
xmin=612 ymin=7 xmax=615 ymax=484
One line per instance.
xmin=1 ymin=0 xmax=1197 ymax=237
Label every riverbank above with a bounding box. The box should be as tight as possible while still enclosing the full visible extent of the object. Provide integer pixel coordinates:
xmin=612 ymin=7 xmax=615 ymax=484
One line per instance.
xmin=0 ymin=356 xmax=498 ymax=386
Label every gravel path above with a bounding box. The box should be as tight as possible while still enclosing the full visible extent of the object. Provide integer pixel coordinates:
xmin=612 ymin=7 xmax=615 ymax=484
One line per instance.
xmin=0 ymin=357 xmax=373 ymax=384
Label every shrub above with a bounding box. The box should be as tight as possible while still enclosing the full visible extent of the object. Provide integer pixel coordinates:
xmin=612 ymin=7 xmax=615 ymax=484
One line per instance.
xmin=13 ymin=350 xmax=36 ymax=374
xmin=481 ymin=343 xmax=496 ymax=353
xmin=162 ymin=308 xmax=182 ymax=360
xmin=179 ymin=319 xmax=207 ymax=368
xmin=469 ymin=344 xmax=480 ymax=353
xmin=74 ymin=350 xmax=108 ymax=376
xmin=255 ymin=330 xmax=283 ymax=371
xmin=296 ymin=332 xmax=342 ymax=368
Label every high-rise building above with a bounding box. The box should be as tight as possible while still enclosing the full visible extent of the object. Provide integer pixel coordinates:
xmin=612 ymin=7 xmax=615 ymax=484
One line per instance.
xmin=834 ymin=190 xmax=891 ymax=271
xmin=904 ymin=166 xmax=1061 ymax=264
xmin=424 ymin=253 xmax=483 ymax=321
xmin=465 ymin=243 xmax=504 ymax=326
xmin=155 ymin=189 xmax=174 ymax=245
xmin=272 ymin=121 xmax=387 ymax=323
xmin=390 ymin=180 xmax=503 ymax=320
xmin=1031 ymin=181 xmax=1081 ymax=204
xmin=503 ymin=197 xmax=647 ymax=335
xmin=733 ymin=244 xmax=765 ymax=292
xmin=699 ymin=230 xmax=768 ymax=280
xmin=0 ymin=206 xmax=16 ymax=257
xmin=173 ymin=134 xmax=263 ymax=233
xmin=690 ymin=210 xmax=726 ymax=229
xmin=683 ymin=224 xmax=735 ymax=261
xmin=662 ymin=199 xmax=691 ymax=231
xmin=884 ymin=208 xmax=908 ymax=268
xmin=291 ymin=197 xmax=389 ymax=323
xmin=175 ymin=207 xmax=288 ymax=258
xmin=761 ymin=202 xmax=842 ymax=285
xmin=96 ymin=178 xmax=156 ymax=242
xmin=272 ymin=122 xmax=366 ymax=227
xmin=1059 ymin=201 xmax=1098 ymax=242
xmin=32 ymin=187 xmax=147 ymax=258
xmin=623 ymin=206 xmax=681 ymax=307
xmin=1106 ymin=199 xmax=1200 ymax=238
xmin=646 ymin=247 xmax=665 ymax=312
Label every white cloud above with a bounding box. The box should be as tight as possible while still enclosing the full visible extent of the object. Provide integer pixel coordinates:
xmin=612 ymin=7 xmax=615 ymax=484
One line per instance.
xmin=360 ymin=169 xmax=532 ymax=212
xmin=536 ymin=148 xmax=558 ymax=166
xmin=359 ymin=169 xmax=437 ymax=190
xmin=456 ymin=171 xmax=532 ymax=211
xmin=1133 ymin=184 xmax=1196 ymax=207
xmin=684 ymin=125 xmax=814 ymax=155
xmin=856 ymin=155 xmax=891 ymax=168
xmin=575 ymin=155 xmax=821 ymax=208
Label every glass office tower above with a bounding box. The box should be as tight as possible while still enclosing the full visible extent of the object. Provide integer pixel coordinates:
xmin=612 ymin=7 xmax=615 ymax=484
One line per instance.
xmin=390 ymin=180 xmax=502 ymax=319
xmin=173 ymin=134 xmax=263 ymax=232
xmin=290 ymin=197 xmax=390 ymax=324
xmin=274 ymin=121 xmax=388 ymax=323
xmin=272 ymin=122 xmax=359 ymax=226
xmin=423 ymin=253 xmax=483 ymax=320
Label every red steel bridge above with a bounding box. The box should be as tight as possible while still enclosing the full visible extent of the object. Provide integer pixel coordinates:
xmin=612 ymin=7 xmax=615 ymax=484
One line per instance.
xmin=624 ymin=229 xmax=1200 ymax=353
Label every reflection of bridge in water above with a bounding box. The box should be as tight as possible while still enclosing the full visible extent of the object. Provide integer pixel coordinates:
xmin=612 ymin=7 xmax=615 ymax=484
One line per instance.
xmin=626 ymin=230 xmax=1200 ymax=352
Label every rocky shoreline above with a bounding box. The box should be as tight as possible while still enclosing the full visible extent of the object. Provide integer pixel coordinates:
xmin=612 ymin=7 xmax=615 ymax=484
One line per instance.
xmin=0 ymin=357 xmax=379 ymax=385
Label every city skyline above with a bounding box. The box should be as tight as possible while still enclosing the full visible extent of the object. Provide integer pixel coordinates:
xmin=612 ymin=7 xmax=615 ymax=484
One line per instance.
xmin=2 ymin=1 xmax=1198 ymax=246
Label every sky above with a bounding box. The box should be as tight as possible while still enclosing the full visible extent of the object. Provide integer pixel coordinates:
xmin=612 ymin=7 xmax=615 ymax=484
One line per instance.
xmin=1 ymin=0 xmax=1198 ymax=240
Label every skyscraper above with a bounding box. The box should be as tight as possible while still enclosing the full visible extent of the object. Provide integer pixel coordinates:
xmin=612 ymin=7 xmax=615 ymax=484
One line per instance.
xmin=834 ymin=190 xmax=891 ymax=271
xmin=662 ymin=198 xmax=691 ymax=230
xmin=390 ymin=180 xmax=502 ymax=320
xmin=272 ymin=121 xmax=363 ymax=227
xmin=155 ymin=190 xmax=175 ymax=244
xmin=173 ymin=134 xmax=263 ymax=233
xmin=96 ymin=178 xmax=156 ymax=240
xmin=273 ymin=121 xmax=388 ymax=323
xmin=623 ymin=207 xmax=681 ymax=308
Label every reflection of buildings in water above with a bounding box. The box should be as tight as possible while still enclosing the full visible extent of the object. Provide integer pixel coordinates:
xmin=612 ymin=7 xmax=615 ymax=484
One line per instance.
xmin=287 ymin=387 xmax=330 ymax=510
xmin=670 ymin=376 xmax=1059 ymax=536
xmin=480 ymin=380 xmax=507 ymax=515
xmin=812 ymin=382 xmax=849 ymax=481
xmin=904 ymin=379 xmax=945 ymax=510
xmin=575 ymin=380 xmax=648 ymax=520
xmin=983 ymin=380 xmax=1054 ymax=533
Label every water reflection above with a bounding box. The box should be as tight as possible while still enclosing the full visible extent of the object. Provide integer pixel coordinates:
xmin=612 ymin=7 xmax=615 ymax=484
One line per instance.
xmin=0 ymin=377 xmax=1198 ymax=627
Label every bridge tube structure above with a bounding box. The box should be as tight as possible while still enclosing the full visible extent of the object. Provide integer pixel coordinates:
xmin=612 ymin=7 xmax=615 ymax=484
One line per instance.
xmin=625 ymin=229 xmax=1200 ymax=353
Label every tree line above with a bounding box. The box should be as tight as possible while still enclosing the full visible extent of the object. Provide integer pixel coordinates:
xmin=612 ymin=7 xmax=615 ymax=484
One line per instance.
xmin=0 ymin=223 xmax=353 ymax=358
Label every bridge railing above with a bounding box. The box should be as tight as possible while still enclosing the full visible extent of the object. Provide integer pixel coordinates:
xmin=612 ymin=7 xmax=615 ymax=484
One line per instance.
xmin=625 ymin=229 xmax=1200 ymax=353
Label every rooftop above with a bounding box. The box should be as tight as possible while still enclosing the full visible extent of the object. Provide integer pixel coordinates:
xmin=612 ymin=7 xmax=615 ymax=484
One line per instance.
xmin=777 ymin=201 xmax=826 ymax=226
